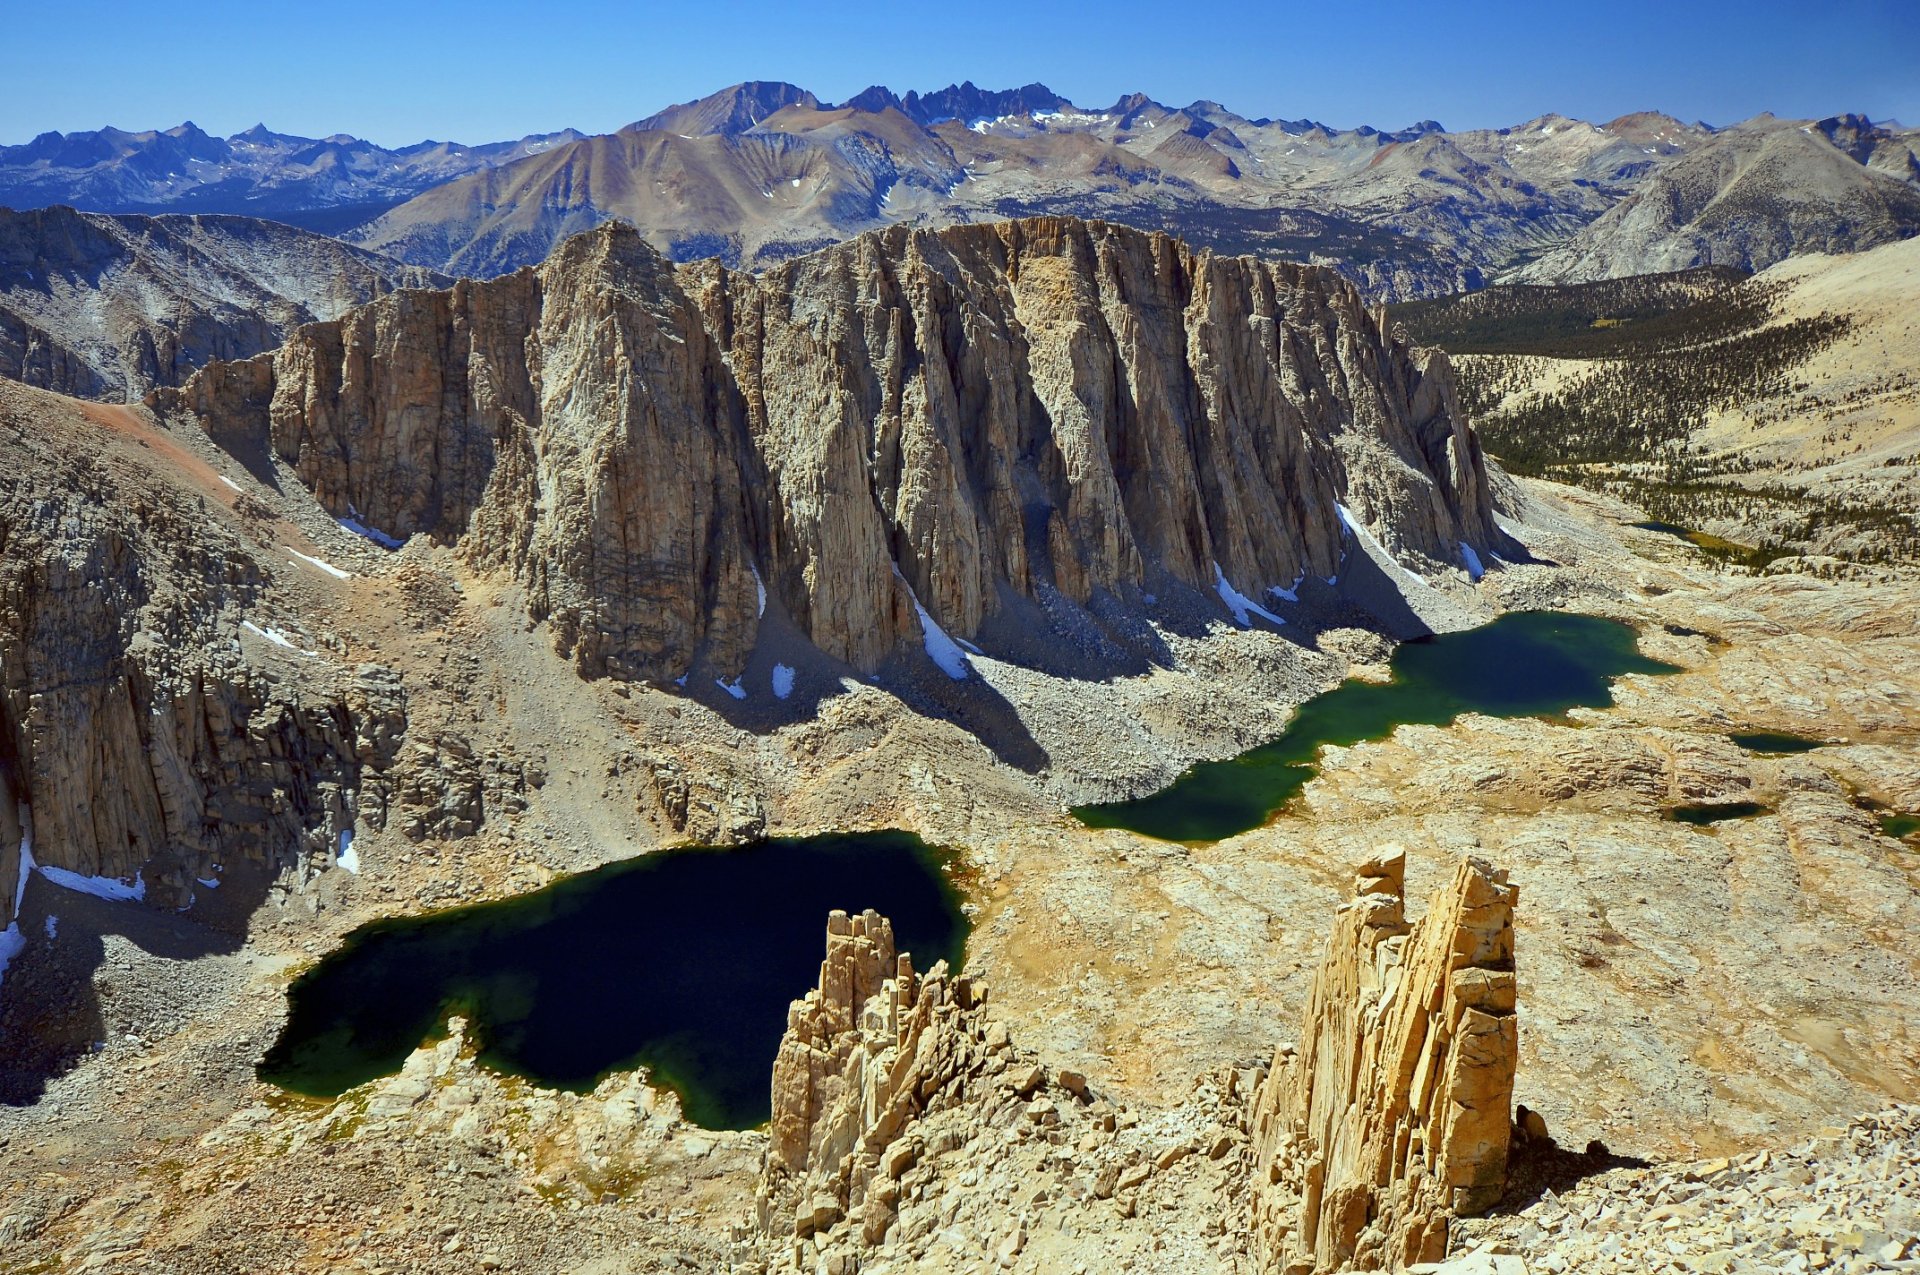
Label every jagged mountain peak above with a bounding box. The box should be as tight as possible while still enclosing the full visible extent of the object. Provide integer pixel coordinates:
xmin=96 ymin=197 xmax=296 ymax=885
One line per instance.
xmin=626 ymin=81 xmax=821 ymax=137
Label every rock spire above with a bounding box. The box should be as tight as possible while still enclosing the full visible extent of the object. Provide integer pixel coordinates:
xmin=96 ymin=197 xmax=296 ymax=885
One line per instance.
xmin=1247 ymin=848 xmax=1520 ymax=1272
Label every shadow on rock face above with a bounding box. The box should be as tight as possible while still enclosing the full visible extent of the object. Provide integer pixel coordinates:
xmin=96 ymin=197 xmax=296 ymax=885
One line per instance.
xmin=0 ymin=861 xmax=269 ymax=1106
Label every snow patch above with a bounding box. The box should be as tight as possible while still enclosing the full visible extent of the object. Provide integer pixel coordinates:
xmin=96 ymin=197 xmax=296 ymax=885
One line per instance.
xmin=1337 ymin=503 xmax=1432 ymax=594
xmin=288 ymin=548 xmax=352 ymax=579
xmin=336 ymin=828 xmax=359 ymax=874
xmin=240 ymin=620 xmax=307 ymax=653
xmin=904 ymin=585 xmax=971 ymax=679
xmin=751 ymin=566 xmax=767 ymax=617
xmin=43 ymin=914 xmax=57 ymax=938
xmin=40 ymin=864 xmax=146 ymax=903
xmin=0 ymin=924 xmax=24 ymax=987
xmin=12 ymin=805 xmax=32 ymax=919
xmin=1212 ymin=562 xmax=1287 ymax=628
xmin=1269 ymin=572 xmax=1306 ymax=604
xmin=339 ymin=507 xmax=404 ymax=550
xmin=716 ymin=676 xmax=747 ymax=700
xmin=196 ymin=876 xmax=221 ymax=889
xmin=220 ymin=476 xmax=242 ymax=492
xmin=772 ymin=663 xmax=796 ymax=699
xmin=1460 ymin=541 xmax=1485 ymax=581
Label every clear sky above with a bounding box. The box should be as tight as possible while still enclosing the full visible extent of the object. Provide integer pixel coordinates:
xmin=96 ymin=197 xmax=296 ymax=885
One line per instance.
xmin=3 ymin=0 xmax=1916 ymax=146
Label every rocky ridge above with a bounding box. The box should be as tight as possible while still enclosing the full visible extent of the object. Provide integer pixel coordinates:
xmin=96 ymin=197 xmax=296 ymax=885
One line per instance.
xmin=0 ymin=204 xmax=446 ymax=399
xmin=0 ymin=383 xmax=407 ymax=934
xmin=334 ymin=82 xmax=1920 ymax=297
xmin=748 ymin=849 xmax=1521 ymax=1274
xmin=157 ymin=216 xmax=1507 ymax=690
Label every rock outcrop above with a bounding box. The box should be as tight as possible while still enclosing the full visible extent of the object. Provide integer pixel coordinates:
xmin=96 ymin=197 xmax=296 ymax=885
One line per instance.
xmin=1247 ymin=848 xmax=1519 ymax=1272
xmin=758 ymin=908 xmax=1011 ymax=1255
xmin=0 ymin=382 xmax=405 ymax=931
xmin=161 ymin=216 xmax=1510 ymax=686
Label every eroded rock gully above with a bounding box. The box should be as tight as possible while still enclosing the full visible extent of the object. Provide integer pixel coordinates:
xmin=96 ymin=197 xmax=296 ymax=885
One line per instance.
xmin=0 ymin=385 xmax=405 ymax=927
xmin=157 ymin=216 xmax=1508 ymax=685
xmin=752 ymin=850 xmax=1518 ymax=1274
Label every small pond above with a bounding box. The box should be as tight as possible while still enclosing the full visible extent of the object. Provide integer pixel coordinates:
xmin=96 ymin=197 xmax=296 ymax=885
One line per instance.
xmin=1729 ymin=731 xmax=1825 ymax=755
xmin=1072 ymin=611 xmax=1679 ymax=843
xmin=1666 ymin=801 xmax=1771 ymax=826
xmin=1878 ymin=812 xmax=1920 ymax=846
xmin=259 ymin=831 xmax=967 ymax=1130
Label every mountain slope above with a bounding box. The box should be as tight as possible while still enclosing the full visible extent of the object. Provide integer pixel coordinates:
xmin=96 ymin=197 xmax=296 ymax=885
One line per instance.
xmin=0 ymin=205 xmax=448 ymax=399
xmin=1511 ymin=117 xmax=1920 ymax=281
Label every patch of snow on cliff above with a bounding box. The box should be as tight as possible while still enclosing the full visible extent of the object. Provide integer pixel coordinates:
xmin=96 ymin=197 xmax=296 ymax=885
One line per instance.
xmin=336 ymin=828 xmax=359 ymax=874
xmin=220 ymin=475 xmax=242 ymax=491
xmin=241 ymin=620 xmax=310 ymax=654
xmin=716 ymin=676 xmax=747 ymax=700
xmin=772 ymin=664 xmax=796 ymax=699
xmin=1212 ymin=563 xmax=1286 ymax=627
xmin=1270 ymin=572 xmax=1306 ymax=604
xmin=752 ymin=566 xmax=767 ymax=617
xmin=40 ymin=864 xmax=146 ymax=903
xmin=0 ymin=924 xmax=24 ymax=986
xmin=1460 ymin=542 xmax=1485 ymax=581
xmin=1336 ymin=503 xmax=1431 ymax=593
xmin=912 ymin=597 xmax=971 ymax=678
xmin=196 ymin=876 xmax=220 ymax=889
xmin=12 ymin=806 xmax=32 ymax=919
xmin=892 ymin=567 xmax=971 ymax=679
xmin=288 ymin=549 xmax=352 ymax=579
xmin=44 ymin=914 xmax=57 ymax=938
xmin=339 ymin=507 xmax=404 ymax=550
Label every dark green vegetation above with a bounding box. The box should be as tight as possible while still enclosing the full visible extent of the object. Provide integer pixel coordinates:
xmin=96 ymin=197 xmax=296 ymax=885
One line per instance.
xmin=992 ymin=197 xmax=1475 ymax=290
xmin=1073 ymin=612 xmax=1677 ymax=844
xmin=1666 ymin=802 xmax=1772 ymax=825
xmin=259 ymin=832 xmax=967 ymax=1130
xmin=1397 ymin=270 xmax=1919 ymax=566
xmin=1729 ymin=731 xmax=1826 ymax=754
xmin=1393 ymin=267 xmax=1750 ymax=357
xmin=1445 ymin=293 xmax=1851 ymax=474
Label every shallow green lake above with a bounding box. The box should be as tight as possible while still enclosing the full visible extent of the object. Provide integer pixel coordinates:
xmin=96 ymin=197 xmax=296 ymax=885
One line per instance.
xmin=259 ymin=831 xmax=966 ymax=1130
xmin=1881 ymin=813 xmax=1920 ymax=844
xmin=1072 ymin=612 xmax=1679 ymax=843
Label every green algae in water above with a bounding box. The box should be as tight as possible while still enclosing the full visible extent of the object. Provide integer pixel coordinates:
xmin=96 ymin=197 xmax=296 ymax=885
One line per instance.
xmin=1667 ymin=802 xmax=1771 ymax=825
xmin=1073 ymin=612 xmax=1678 ymax=844
xmin=259 ymin=831 xmax=966 ymax=1130
xmin=1729 ymin=731 xmax=1825 ymax=755
xmin=1881 ymin=813 xmax=1920 ymax=845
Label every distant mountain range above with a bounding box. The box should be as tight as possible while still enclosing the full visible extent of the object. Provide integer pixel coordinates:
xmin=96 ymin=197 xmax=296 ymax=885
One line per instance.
xmin=4 ymin=84 xmax=1917 ymax=299
xmin=0 ymin=121 xmax=584 ymax=231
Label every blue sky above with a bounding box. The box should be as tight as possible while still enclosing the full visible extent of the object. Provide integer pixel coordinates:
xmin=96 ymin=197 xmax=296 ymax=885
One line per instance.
xmin=3 ymin=0 xmax=1915 ymax=146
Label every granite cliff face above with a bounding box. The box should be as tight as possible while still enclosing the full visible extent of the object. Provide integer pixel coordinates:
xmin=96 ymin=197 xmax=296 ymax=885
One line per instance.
xmin=0 ymin=383 xmax=405 ymax=938
xmin=162 ymin=217 xmax=1508 ymax=686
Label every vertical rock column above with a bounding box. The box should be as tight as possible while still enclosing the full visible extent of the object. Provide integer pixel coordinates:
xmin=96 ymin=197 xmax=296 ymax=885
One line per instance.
xmin=1248 ymin=848 xmax=1519 ymax=1272
xmin=758 ymin=908 xmax=1011 ymax=1259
